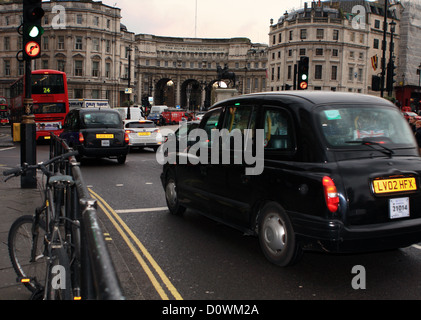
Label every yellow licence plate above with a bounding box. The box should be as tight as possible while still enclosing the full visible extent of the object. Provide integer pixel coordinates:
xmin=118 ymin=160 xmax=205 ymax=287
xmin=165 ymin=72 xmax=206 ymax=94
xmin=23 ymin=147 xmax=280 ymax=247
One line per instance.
xmin=373 ymin=178 xmax=417 ymax=194
xmin=138 ymin=132 xmax=151 ymax=136
xmin=96 ymin=134 xmax=114 ymax=139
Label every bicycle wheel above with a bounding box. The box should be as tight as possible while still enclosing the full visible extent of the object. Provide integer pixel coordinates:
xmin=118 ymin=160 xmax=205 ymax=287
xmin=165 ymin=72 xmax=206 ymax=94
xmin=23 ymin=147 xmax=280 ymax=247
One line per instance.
xmin=8 ymin=215 xmax=47 ymax=293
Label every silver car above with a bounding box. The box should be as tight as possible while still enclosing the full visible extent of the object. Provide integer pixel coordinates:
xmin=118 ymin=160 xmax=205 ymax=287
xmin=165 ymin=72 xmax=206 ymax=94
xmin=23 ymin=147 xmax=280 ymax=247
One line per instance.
xmin=124 ymin=120 xmax=163 ymax=151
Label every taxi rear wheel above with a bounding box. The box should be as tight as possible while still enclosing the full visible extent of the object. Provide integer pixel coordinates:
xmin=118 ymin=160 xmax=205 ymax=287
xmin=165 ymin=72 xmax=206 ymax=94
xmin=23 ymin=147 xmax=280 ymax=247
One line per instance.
xmin=117 ymin=155 xmax=126 ymax=164
xmin=165 ymin=172 xmax=186 ymax=215
xmin=258 ymin=202 xmax=302 ymax=267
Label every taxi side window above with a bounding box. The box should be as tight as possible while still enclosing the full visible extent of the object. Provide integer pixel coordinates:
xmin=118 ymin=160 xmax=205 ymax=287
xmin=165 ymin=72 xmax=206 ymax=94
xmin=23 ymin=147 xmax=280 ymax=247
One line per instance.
xmin=63 ymin=113 xmax=71 ymax=129
xmin=223 ymin=105 xmax=254 ymax=133
xmin=263 ymin=108 xmax=293 ymax=151
xmin=222 ymin=105 xmax=256 ymax=150
xmin=201 ymin=108 xmax=223 ymax=147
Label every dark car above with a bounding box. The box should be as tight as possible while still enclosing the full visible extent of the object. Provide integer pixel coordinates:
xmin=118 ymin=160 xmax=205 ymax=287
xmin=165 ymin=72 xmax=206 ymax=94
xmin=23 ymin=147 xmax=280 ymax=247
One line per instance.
xmin=160 ymin=91 xmax=421 ymax=266
xmin=60 ymin=108 xmax=129 ymax=164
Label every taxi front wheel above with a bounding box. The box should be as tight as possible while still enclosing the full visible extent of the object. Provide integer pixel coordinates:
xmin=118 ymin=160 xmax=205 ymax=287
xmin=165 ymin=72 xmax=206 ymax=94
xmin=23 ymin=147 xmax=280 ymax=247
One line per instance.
xmin=258 ymin=202 xmax=302 ymax=267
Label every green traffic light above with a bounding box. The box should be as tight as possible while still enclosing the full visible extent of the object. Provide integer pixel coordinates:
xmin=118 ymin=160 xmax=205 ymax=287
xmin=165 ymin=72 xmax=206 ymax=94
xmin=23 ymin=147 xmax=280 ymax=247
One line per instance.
xmin=28 ymin=25 xmax=44 ymax=38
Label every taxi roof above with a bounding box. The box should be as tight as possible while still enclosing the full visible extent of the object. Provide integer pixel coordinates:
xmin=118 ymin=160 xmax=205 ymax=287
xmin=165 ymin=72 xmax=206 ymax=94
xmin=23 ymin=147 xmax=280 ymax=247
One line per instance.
xmin=211 ymin=91 xmax=394 ymax=109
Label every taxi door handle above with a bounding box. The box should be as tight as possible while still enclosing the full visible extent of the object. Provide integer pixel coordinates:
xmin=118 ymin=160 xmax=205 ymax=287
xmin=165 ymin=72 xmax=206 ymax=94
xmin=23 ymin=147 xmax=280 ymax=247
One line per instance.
xmin=241 ymin=174 xmax=250 ymax=184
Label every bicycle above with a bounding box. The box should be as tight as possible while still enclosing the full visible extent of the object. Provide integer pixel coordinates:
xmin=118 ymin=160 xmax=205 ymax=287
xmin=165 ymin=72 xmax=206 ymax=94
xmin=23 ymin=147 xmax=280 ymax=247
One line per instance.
xmin=4 ymin=151 xmax=82 ymax=300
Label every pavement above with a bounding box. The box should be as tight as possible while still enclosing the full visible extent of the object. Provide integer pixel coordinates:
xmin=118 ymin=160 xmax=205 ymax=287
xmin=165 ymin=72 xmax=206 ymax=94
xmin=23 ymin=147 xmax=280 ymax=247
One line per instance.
xmin=0 ymin=131 xmax=144 ymax=300
xmin=0 ymin=129 xmax=38 ymax=299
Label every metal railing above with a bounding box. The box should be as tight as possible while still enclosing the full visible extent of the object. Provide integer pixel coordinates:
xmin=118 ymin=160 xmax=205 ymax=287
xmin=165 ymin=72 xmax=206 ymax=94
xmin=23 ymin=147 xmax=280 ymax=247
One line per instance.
xmin=49 ymin=133 xmax=125 ymax=300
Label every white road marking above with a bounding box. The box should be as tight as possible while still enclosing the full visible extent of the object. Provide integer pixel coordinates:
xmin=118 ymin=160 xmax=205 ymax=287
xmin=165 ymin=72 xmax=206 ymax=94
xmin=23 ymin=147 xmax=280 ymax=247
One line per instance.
xmin=411 ymin=244 xmax=421 ymax=250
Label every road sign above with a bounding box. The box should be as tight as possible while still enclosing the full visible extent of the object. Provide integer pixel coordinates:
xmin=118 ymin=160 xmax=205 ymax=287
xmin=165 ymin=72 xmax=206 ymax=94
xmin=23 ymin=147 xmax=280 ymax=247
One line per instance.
xmin=25 ymin=41 xmax=41 ymax=58
xmin=299 ymin=81 xmax=308 ymax=90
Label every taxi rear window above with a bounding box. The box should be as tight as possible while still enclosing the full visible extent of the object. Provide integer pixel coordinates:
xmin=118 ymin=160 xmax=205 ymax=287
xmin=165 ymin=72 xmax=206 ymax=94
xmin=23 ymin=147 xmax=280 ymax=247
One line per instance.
xmin=317 ymin=106 xmax=415 ymax=147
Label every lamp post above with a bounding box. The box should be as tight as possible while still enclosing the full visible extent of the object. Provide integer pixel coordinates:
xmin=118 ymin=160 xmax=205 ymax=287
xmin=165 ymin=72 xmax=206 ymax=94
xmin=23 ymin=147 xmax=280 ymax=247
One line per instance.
xmin=418 ymin=63 xmax=421 ymax=112
xmin=386 ymin=20 xmax=396 ymax=97
xmin=418 ymin=63 xmax=421 ymax=89
xmin=126 ymin=45 xmax=132 ymax=119
xmin=380 ymin=0 xmax=388 ymax=97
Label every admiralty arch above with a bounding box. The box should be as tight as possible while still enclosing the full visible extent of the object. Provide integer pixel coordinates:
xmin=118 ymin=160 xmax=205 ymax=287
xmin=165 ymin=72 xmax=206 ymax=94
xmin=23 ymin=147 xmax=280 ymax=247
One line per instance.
xmin=134 ymin=34 xmax=268 ymax=110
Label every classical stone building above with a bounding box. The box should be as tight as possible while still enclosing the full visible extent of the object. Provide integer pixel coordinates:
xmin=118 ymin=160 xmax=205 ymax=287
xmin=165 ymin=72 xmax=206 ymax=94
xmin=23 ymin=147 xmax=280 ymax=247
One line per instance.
xmin=268 ymin=0 xmax=401 ymax=96
xmin=0 ymin=0 xmax=268 ymax=110
xmin=0 ymin=0 xmax=135 ymax=107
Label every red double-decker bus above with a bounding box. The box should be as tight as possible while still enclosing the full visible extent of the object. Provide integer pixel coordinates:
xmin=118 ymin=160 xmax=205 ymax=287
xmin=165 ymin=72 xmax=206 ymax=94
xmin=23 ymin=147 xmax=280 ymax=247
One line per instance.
xmin=0 ymin=97 xmax=9 ymax=126
xmin=9 ymin=69 xmax=69 ymax=141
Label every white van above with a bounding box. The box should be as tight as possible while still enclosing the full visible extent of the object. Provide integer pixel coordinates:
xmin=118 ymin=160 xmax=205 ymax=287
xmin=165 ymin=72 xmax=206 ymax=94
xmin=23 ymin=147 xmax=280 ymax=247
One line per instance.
xmin=149 ymin=105 xmax=168 ymax=114
xmin=115 ymin=106 xmax=144 ymax=120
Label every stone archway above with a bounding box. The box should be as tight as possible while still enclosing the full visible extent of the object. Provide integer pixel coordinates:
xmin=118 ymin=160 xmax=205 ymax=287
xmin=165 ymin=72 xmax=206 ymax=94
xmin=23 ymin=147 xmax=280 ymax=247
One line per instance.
xmin=154 ymin=78 xmax=175 ymax=108
xmin=181 ymin=79 xmax=201 ymax=111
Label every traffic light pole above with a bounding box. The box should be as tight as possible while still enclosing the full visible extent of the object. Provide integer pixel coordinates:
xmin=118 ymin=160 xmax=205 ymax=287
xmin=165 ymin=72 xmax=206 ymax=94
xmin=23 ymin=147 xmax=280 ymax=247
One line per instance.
xmin=19 ymin=0 xmax=44 ymax=189
xmin=21 ymin=59 xmax=37 ymax=189
xmin=386 ymin=21 xmax=396 ymax=97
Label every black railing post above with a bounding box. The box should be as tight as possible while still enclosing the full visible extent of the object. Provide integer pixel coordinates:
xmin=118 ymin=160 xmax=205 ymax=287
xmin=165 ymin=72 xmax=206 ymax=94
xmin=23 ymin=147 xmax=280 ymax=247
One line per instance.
xmin=49 ymin=134 xmax=125 ymax=300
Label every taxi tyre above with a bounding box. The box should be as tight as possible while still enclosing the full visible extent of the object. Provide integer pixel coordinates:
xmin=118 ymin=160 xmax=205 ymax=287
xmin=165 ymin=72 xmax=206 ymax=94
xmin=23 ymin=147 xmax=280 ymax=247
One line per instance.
xmin=258 ymin=202 xmax=302 ymax=267
xmin=165 ymin=171 xmax=186 ymax=215
xmin=117 ymin=154 xmax=126 ymax=164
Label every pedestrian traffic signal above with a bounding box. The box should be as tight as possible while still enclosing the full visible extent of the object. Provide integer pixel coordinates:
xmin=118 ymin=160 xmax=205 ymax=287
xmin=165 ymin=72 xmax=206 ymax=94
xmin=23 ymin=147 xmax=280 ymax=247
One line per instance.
xmin=386 ymin=61 xmax=397 ymax=96
xmin=23 ymin=0 xmax=44 ymax=60
xmin=372 ymin=75 xmax=381 ymax=92
xmin=298 ymin=56 xmax=309 ymax=90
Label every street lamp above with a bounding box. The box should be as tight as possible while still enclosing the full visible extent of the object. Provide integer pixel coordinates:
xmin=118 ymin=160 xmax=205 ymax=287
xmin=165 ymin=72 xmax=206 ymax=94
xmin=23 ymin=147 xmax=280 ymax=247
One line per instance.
xmin=126 ymin=45 xmax=132 ymax=119
xmin=418 ymin=63 xmax=421 ymax=89
xmin=418 ymin=63 xmax=421 ymax=112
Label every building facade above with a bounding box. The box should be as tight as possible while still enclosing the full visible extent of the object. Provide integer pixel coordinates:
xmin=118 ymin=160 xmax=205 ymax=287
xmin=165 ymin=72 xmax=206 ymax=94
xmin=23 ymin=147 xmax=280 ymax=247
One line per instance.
xmin=268 ymin=0 xmax=401 ymax=97
xmin=396 ymin=0 xmax=421 ymax=111
xmin=0 ymin=0 xmax=268 ymax=110
xmin=135 ymin=34 xmax=268 ymax=110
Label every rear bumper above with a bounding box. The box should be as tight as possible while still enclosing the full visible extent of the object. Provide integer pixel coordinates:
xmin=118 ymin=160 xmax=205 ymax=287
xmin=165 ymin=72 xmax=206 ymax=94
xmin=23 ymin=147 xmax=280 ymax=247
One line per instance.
xmin=78 ymin=145 xmax=129 ymax=158
xmin=129 ymin=136 xmax=162 ymax=147
xmin=291 ymin=213 xmax=421 ymax=253
xmin=130 ymin=142 xmax=162 ymax=148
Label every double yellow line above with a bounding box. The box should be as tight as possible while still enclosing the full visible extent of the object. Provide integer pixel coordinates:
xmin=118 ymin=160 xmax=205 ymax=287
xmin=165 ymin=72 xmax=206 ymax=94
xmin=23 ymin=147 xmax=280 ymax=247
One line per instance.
xmin=88 ymin=188 xmax=183 ymax=300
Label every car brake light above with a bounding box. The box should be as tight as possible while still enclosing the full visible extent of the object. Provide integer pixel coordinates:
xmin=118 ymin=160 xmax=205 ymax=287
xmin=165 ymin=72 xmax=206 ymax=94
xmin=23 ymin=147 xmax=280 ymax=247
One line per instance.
xmin=322 ymin=176 xmax=339 ymax=213
xmin=124 ymin=132 xmax=130 ymax=143
xmin=125 ymin=129 xmax=135 ymax=134
xmin=79 ymin=132 xmax=84 ymax=143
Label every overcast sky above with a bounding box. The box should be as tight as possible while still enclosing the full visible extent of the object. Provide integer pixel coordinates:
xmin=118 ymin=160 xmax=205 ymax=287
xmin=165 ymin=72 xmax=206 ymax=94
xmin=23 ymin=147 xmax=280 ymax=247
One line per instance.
xmin=101 ymin=0 xmax=306 ymax=44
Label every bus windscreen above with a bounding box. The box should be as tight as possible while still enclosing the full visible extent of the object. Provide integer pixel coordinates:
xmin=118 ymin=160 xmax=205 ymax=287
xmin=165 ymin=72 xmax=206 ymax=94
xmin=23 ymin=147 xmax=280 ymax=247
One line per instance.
xmin=32 ymin=103 xmax=67 ymax=114
xmin=32 ymin=74 xmax=65 ymax=94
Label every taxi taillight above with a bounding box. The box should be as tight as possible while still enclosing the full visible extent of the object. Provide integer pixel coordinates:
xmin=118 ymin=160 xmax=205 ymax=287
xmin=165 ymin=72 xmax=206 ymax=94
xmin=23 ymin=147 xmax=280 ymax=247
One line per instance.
xmin=323 ymin=176 xmax=339 ymax=213
xmin=79 ymin=132 xmax=84 ymax=143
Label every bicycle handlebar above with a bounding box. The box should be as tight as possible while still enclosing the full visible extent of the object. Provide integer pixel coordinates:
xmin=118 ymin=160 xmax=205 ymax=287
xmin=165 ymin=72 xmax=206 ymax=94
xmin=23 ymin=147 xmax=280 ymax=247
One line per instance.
xmin=3 ymin=151 xmax=79 ymax=180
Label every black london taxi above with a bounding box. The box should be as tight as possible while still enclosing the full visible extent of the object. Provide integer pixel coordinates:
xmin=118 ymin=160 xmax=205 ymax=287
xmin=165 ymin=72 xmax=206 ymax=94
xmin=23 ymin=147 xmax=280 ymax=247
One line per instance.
xmin=160 ymin=91 xmax=421 ymax=266
xmin=60 ymin=108 xmax=129 ymax=164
